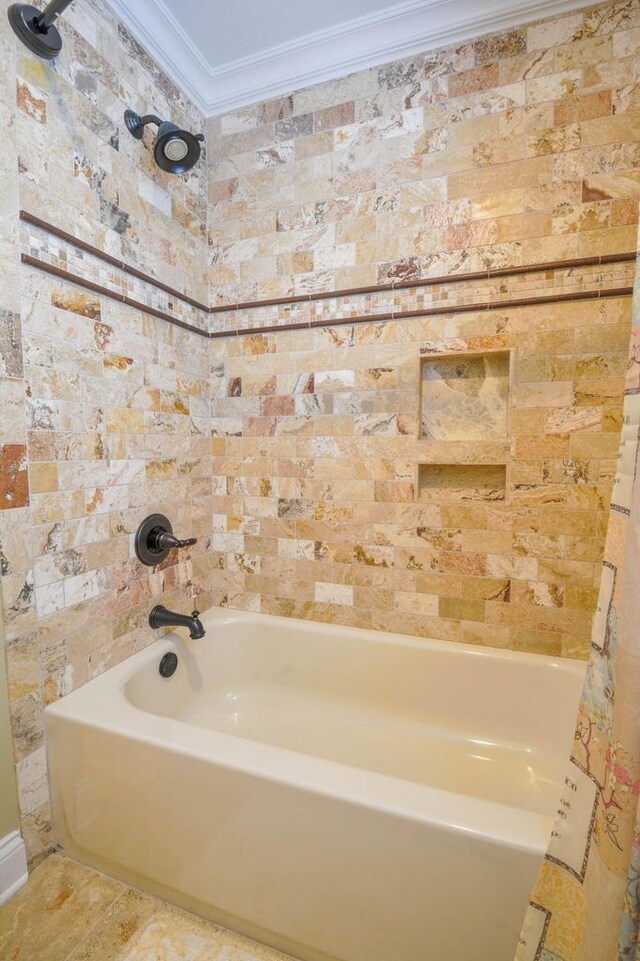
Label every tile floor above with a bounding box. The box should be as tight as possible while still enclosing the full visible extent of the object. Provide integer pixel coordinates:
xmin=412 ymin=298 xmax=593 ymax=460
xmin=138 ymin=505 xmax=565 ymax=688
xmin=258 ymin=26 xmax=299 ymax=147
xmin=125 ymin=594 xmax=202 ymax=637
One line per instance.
xmin=0 ymin=853 xmax=297 ymax=961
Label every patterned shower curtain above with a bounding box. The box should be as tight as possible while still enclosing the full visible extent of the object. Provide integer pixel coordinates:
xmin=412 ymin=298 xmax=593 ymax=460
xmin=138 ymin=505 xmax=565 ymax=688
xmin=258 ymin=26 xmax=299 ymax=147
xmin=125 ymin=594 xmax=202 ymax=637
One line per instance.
xmin=516 ymin=306 xmax=640 ymax=959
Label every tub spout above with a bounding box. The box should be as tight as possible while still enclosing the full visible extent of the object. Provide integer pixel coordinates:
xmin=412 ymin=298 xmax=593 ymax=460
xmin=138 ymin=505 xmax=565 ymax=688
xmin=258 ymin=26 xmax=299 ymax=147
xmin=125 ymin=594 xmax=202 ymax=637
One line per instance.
xmin=149 ymin=604 xmax=205 ymax=639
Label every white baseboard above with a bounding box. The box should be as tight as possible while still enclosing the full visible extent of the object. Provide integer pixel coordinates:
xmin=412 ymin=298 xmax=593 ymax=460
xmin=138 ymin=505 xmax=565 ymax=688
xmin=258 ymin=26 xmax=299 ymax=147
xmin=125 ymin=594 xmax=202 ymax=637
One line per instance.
xmin=0 ymin=832 xmax=28 ymax=905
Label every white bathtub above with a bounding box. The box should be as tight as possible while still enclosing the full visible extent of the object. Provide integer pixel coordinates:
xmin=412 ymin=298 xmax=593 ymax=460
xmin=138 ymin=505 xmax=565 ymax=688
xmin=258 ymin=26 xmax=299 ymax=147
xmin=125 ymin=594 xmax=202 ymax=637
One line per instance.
xmin=46 ymin=608 xmax=585 ymax=961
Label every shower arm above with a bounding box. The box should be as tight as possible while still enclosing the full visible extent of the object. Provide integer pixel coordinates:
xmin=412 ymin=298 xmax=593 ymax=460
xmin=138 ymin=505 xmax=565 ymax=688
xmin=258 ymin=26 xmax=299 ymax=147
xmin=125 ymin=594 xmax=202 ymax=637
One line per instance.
xmin=35 ymin=0 xmax=74 ymax=31
xmin=136 ymin=115 xmax=163 ymax=129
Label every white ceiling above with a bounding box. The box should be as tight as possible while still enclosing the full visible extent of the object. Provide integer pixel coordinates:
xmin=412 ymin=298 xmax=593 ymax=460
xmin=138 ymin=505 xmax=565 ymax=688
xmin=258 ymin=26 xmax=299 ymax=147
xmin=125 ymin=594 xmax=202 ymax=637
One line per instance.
xmin=160 ymin=0 xmax=403 ymax=65
xmin=106 ymin=0 xmax=591 ymax=117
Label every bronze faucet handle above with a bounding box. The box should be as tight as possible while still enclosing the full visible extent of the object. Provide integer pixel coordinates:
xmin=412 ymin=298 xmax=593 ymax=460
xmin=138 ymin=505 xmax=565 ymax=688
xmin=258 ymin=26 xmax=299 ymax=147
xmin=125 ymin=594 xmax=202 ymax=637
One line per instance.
xmin=135 ymin=514 xmax=197 ymax=566
xmin=154 ymin=531 xmax=197 ymax=551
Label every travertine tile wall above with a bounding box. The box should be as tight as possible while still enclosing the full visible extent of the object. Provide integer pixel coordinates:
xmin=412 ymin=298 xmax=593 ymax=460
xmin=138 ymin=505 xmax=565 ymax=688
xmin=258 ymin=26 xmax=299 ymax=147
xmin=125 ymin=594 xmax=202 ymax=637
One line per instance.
xmin=1 ymin=0 xmax=639 ymax=871
xmin=207 ymin=0 xmax=640 ymax=661
xmin=207 ymin=0 xmax=640 ymax=305
xmin=209 ymin=295 xmax=631 ymax=657
xmin=0 ymin=0 xmax=212 ymax=865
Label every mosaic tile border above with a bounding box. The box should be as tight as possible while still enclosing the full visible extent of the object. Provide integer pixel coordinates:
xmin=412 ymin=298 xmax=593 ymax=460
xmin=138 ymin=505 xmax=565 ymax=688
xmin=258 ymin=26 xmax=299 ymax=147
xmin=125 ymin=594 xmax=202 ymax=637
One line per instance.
xmin=19 ymin=211 xmax=637 ymax=339
xmin=210 ymin=278 xmax=636 ymax=338
xmin=19 ymin=213 xmax=210 ymax=338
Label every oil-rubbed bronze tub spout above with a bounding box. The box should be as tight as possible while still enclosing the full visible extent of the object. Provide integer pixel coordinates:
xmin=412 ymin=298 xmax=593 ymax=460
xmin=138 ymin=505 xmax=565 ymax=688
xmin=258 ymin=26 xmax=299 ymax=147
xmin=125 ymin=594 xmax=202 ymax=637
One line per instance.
xmin=149 ymin=605 xmax=205 ymax=639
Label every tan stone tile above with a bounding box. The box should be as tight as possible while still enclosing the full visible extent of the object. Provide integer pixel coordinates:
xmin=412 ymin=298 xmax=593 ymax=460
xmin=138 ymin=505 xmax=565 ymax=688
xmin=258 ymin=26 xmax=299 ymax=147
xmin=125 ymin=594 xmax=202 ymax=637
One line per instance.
xmin=514 ymin=434 xmax=569 ymax=459
xmin=486 ymin=599 xmax=591 ymax=636
xmin=527 ymin=13 xmax=583 ymax=51
xmin=395 ymin=590 xmax=439 ymax=616
xmin=63 ymin=888 xmax=178 ymax=961
xmin=538 ymin=557 xmax=596 ymax=586
xmin=461 ymin=576 xmax=510 ymax=602
xmin=496 ymin=211 xmax=551 ymax=242
xmin=16 ymin=77 xmax=46 ymax=123
xmin=439 ymin=551 xmax=486 ymax=576
xmin=540 ymin=509 xmax=597 ymax=536
xmin=0 ymin=855 xmax=123 ymax=961
xmin=564 ymin=534 xmax=607 ymax=563
xmin=439 ymin=596 xmax=485 ymax=621
xmin=508 ymin=628 xmax=563 ymax=656
xmin=510 ymin=409 xmax=546 ymax=434
xmin=484 ymin=550 xmax=537 ymax=580
xmin=29 ymin=461 xmax=58 ymax=494
xmin=510 ymin=580 xmax=564 ymax=608
xmin=561 ymin=634 xmax=590 ymax=659
xmin=554 ymin=34 xmax=611 ymax=70
xmin=438 ymin=506 xmax=488 ymax=533
xmin=5 ymin=632 xmax=40 ymax=700
xmin=21 ymin=799 xmax=52 ymax=868
xmin=514 ymin=381 xmax=574 ymax=408
xmin=569 ymin=432 xmax=622 ymax=459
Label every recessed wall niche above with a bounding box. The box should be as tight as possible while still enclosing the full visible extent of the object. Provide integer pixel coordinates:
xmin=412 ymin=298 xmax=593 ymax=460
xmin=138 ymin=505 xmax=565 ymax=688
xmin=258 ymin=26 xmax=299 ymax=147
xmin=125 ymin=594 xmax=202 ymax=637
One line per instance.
xmin=418 ymin=463 xmax=507 ymax=502
xmin=420 ymin=351 xmax=511 ymax=441
xmin=417 ymin=350 xmax=512 ymax=502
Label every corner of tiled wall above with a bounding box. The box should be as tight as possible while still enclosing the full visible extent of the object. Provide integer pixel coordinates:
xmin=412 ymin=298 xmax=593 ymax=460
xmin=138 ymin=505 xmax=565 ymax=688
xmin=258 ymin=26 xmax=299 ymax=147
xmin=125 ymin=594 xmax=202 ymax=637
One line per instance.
xmin=0 ymin=0 xmax=213 ymax=865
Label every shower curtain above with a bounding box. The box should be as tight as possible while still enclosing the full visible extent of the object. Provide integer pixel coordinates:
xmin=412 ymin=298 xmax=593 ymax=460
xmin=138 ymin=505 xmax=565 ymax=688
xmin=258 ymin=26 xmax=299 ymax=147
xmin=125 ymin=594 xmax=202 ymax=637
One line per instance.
xmin=515 ymin=304 xmax=640 ymax=959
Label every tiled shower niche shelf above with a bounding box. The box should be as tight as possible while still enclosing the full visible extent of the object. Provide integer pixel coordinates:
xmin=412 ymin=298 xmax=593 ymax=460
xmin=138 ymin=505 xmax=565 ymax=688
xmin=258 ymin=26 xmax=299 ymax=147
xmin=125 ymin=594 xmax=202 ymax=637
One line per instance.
xmin=418 ymin=463 xmax=508 ymax=502
xmin=420 ymin=350 xmax=511 ymax=442
xmin=417 ymin=349 xmax=512 ymax=502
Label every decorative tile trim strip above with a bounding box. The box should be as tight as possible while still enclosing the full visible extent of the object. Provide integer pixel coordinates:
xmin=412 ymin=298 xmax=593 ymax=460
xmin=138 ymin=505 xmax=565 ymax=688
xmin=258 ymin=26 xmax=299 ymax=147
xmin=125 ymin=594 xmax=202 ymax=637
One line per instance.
xmin=209 ymin=286 xmax=635 ymax=339
xmin=19 ymin=213 xmax=210 ymax=335
xmin=20 ymin=255 xmax=210 ymax=338
xmin=19 ymin=211 xmax=637 ymax=340
xmin=211 ymin=257 xmax=636 ymax=335
xmin=209 ymin=252 xmax=637 ymax=314
xmin=20 ymin=211 xmax=210 ymax=312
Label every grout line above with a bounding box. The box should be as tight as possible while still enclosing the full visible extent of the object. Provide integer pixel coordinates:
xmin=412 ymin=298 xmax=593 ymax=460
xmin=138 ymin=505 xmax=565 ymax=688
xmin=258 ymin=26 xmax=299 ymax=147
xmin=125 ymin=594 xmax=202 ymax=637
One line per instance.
xmin=58 ymin=864 xmax=129 ymax=961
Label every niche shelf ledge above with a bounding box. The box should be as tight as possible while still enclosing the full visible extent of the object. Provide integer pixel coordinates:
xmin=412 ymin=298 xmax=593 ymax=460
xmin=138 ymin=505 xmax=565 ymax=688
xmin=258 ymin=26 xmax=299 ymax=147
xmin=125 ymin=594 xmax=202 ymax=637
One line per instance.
xmin=418 ymin=463 xmax=508 ymax=502
xmin=415 ymin=439 xmax=510 ymax=464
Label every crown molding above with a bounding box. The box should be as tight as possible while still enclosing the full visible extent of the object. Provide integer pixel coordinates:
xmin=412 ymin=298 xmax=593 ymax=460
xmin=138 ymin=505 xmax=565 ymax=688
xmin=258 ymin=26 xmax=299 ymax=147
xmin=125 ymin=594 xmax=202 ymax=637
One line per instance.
xmin=105 ymin=0 xmax=212 ymax=112
xmin=106 ymin=0 xmax=591 ymax=117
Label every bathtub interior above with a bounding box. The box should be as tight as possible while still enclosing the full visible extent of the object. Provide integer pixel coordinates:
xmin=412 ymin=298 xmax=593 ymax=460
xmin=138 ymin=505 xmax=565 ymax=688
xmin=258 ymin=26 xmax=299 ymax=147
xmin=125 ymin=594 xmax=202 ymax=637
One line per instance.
xmin=124 ymin=611 xmax=585 ymax=818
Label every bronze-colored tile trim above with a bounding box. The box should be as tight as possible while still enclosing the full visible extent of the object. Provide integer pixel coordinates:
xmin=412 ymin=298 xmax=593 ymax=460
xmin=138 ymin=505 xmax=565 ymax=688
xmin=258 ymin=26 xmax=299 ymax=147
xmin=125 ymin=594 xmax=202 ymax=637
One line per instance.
xmin=211 ymin=286 xmax=633 ymax=338
xmin=21 ymin=252 xmax=634 ymax=341
xmin=19 ymin=213 xmax=636 ymax=342
xmin=20 ymin=255 xmax=210 ymax=338
xmin=21 ymin=211 xmax=637 ymax=326
xmin=20 ymin=210 xmax=210 ymax=312
xmin=210 ymin=252 xmax=637 ymax=312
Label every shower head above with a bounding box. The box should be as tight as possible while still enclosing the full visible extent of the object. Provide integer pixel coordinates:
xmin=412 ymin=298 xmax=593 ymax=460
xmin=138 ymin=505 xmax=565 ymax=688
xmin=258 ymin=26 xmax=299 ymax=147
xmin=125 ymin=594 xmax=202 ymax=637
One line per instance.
xmin=8 ymin=0 xmax=74 ymax=60
xmin=154 ymin=122 xmax=205 ymax=174
xmin=124 ymin=109 xmax=204 ymax=175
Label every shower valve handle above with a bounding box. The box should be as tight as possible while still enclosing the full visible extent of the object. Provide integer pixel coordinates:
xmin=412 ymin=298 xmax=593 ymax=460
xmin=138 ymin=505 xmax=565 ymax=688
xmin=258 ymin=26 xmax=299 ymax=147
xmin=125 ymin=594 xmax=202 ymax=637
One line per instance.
xmin=135 ymin=513 xmax=197 ymax=566
xmin=151 ymin=530 xmax=197 ymax=551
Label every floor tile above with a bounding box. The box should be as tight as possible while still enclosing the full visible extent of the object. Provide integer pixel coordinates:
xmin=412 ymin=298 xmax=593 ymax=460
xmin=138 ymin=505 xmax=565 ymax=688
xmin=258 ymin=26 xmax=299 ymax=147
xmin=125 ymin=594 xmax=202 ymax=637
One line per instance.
xmin=66 ymin=889 xmax=163 ymax=961
xmin=1 ymin=855 xmax=296 ymax=961
xmin=71 ymin=889 xmax=295 ymax=961
xmin=0 ymin=854 xmax=124 ymax=961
